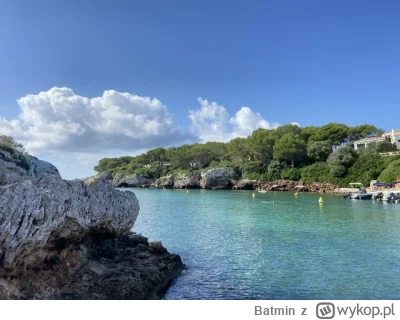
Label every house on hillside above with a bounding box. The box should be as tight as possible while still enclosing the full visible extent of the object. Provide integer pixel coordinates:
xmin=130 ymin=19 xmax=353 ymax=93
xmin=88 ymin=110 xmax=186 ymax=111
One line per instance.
xmin=353 ymin=129 xmax=400 ymax=150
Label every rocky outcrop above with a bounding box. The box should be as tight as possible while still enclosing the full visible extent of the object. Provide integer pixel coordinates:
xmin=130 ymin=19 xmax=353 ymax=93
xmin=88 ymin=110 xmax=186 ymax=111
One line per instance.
xmin=0 ymin=147 xmax=59 ymax=186
xmin=0 ymin=149 xmax=182 ymax=299
xmin=200 ymin=168 xmax=237 ymax=189
xmin=173 ymin=171 xmax=201 ymax=189
xmin=113 ymin=173 xmax=153 ymax=188
xmin=155 ymin=175 xmax=174 ymax=188
xmin=5 ymin=233 xmax=182 ymax=300
xmin=232 ymin=179 xmax=257 ymax=190
xmin=254 ymin=180 xmax=338 ymax=193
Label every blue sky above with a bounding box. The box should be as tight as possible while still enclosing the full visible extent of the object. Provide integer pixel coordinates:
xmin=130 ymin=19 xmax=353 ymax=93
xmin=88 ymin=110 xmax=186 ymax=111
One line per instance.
xmin=1 ymin=0 xmax=400 ymax=178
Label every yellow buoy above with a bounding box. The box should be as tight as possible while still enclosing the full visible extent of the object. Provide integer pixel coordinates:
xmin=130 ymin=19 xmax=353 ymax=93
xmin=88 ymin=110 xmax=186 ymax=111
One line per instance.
xmin=186 ymin=189 xmax=189 ymax=193
xmin=318 ymin=197 xmax=324 ymax=203
xmin=294 ymin=192 xmax=298 ymax=196
xmin=252 ymin=193 xmax=256 ymax=198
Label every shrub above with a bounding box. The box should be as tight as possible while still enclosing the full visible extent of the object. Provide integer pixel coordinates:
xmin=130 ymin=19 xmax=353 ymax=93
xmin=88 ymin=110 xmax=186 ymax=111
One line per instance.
xmin=281 ymin=168 xmax=301 ymax=181
xmin=301 ymin=162 xmax=331 ymax=184
xmin=378 ymin=159 xmax=400 ymax=183
xmin=327 ymin=145 xmax=357 ymax=177
xmin=267 ymin=160 xmax=286 ymax=181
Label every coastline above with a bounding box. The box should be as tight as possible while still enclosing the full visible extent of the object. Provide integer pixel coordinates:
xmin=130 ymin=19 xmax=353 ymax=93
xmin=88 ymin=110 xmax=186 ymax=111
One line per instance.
xmin=110 ymin=171 xmax=339 ymax=194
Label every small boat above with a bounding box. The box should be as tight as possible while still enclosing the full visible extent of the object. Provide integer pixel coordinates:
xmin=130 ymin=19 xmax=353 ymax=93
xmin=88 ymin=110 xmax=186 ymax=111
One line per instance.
xmin=384 ymin=192 xmax=400 ymax=203
xmin=343 ymin=183 xmax=373 ymax=200
xmin=257 ymin=189 xmax=267 ymax=193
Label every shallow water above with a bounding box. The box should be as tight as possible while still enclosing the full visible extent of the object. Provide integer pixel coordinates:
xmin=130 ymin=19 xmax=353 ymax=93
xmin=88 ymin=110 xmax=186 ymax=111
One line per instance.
xmin=128 ymin=189 xmax=400 ymax=299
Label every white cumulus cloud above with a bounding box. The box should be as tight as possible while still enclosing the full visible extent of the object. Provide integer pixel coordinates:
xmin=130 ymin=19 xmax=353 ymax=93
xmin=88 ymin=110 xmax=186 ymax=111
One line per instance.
xmin=0 ymin=87 xmax=190 ymax=155
xmin=189 ymin=98 xmax=280 ymax=142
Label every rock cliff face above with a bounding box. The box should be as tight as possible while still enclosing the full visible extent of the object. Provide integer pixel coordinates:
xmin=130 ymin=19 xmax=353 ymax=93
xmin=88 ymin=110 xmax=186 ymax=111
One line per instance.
xmin=251 ymin=180 xmax=338 ymax=193
xmin=200 ymin=168 xmax=237 ymax=189
xmin=173 ymin=171 xmax=201 ymax=189
xmin=155 ymin=174 xmax=174 ymax=188
xmin=108 ymin=167 xmax=338 ymax=193
xmin=113 ymin=173 xmax=153 ymax=188
xmin=0 ymin=148 xmax=182 ymax=299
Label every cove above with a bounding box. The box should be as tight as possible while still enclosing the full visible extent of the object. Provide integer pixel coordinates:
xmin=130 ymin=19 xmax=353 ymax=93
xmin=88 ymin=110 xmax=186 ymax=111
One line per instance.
xmin=131 ymin=189 xmax=400 ymax=300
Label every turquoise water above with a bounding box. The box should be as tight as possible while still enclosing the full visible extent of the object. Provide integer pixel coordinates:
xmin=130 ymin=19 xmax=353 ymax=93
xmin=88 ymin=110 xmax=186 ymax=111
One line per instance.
xmin=128 ymin=189 xmax=400 ymax=300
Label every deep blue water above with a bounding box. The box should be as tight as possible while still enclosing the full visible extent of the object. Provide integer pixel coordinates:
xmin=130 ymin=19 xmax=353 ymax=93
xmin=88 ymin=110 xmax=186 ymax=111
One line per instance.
xmin=127 ymin=189 xmax=400 ymax=300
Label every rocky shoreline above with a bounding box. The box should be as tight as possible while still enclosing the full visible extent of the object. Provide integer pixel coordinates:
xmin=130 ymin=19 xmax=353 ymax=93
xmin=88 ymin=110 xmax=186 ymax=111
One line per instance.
xmin=112 ymin=168 xmax=339 ymax=193
xmin=0 ymin=147 xmax=183 ymax=299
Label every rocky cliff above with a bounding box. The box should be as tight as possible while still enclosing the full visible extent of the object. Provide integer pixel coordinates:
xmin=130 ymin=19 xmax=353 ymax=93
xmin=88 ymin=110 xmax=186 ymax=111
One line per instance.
xmin=108 ymin=167 xmax=337 ymax=193
xmin=200 ymin=168 xmax=237 ymax=189
xmin=113 ymin=173 xmax=153 ymax=188
xmin=0 ymin=147 xmax=182 ymax=299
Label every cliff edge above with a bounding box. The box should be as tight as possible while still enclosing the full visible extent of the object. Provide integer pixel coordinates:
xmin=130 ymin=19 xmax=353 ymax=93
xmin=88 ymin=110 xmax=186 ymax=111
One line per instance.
xmin=0 ymin=147 xmax=182 ymax=299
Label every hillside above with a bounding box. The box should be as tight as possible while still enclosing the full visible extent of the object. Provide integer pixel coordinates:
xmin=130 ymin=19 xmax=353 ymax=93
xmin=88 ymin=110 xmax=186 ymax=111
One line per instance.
xmin=95 ymin=123 xmax=400 ymax=188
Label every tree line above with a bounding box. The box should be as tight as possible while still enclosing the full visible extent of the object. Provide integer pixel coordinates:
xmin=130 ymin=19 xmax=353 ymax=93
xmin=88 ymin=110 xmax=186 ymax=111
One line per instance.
xmin=94 ymin=122 xmax=400 ymax=186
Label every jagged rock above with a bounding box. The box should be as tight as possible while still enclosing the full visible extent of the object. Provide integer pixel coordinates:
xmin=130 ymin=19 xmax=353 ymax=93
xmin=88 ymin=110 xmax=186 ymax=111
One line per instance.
xmin=112 ymin=173 xmax=153 ymax=187
xmin=155 ymin=175 xmax=174 ymax=188
xmin=200 ymin=168 xmax=237 ymax=189
xmin=254 ymin=180 xmax=338 ymax=193
xmin=6 ymin=233 xmax=183 ymax=300
xmin=173 ymin=171 xmax=201 ymax=189
xmin=0 ymin=147 xmax=59 ymax=186
xmin=232 ymin=179 xmax=256 ymax=190
xmin=0 ymin=149 xmax=183 ymax=299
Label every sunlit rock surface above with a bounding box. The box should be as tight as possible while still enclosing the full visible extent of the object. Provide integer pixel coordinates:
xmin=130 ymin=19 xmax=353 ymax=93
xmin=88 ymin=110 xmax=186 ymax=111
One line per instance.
xmin=0 ymin=148 xmax=182 ymax=299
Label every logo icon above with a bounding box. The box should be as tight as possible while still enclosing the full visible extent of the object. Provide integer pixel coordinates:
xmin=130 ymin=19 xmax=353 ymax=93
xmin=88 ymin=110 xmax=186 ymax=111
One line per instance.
xmin=316 ymin=303 xmax=335 ymax=319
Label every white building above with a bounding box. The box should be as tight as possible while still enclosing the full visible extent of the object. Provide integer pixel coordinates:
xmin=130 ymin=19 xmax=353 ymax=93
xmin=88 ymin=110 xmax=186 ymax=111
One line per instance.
xmin=353 ymin=129 xmax=400 ymax=150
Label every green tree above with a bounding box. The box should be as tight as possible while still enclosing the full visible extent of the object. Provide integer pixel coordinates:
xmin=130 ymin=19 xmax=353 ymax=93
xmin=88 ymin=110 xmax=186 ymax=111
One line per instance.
xmin=267 ymin=160 xmax=286 ymax=181
xmin=374 ymin=141 xmax=398 ymax=153
xmin=301 ymin=126 xmax=319 ymax=143
xmin=248 ymin=129 xmax=275 ymax=165
xmin=204 ymin=142 xmax=227 ymax=162
xmin=227 ymin=138 xmax=251 ymax=165
xmin=146 ymin=147 xmax=167 ymax=167
xmin=348 ymin=124 xmax=384 ymax=141
xmin=307 ymin=141 xmax=333 ymax=162
xmin=187 ymin=144 xmax=212 ymax=169
xmin=311 ymin=123 xmax=350 ymax=145
xmin=281 ymin=168 xmax=301 ymax=181
xmin=327 ymin=145 xmax=357 ymax=177
xmin=273 ymin=133 xmax=307 ymax=168
xmin=273 ymin=124 xmax=302 ymax=141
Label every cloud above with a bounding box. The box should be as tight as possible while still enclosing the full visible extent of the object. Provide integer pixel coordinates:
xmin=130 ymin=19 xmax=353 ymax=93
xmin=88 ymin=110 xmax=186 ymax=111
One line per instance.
xmin=0 ymin=87 xmax=191 ymax=155
xmin=189 ymin=98 xmax=280 ymax=142
xmin=0 ymin=88 xmax=287 ymax=178
xmin=188 ymin=98 xmax=231 ymax=142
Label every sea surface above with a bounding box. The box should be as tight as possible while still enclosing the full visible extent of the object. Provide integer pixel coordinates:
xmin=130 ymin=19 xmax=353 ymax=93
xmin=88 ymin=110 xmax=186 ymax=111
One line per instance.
xmin=127 ymin=189 xmax=400 ymax=300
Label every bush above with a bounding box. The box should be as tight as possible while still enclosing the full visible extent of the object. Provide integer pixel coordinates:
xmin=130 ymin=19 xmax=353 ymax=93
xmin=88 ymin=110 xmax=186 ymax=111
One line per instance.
xmin=208 ymin=160 xmax=220 ymax=168
xmin=378 ymin=159 xmax=400 ymax=183
xmin=243 ymin=172 xmax=267 ymax=180
xmin=267 ymin=160 xmax=286 ymax=181
xmin=345 ymin=148 xmax=385 ymax=186
xmin=375 ymin=141 xmax=398 ymax=153
xmin=242 ymin=160 xmax=265 ymax=176
xmin=281 ymin=168 xmax=301 ymax=181
xmin=307 ymin=141 xmax=333 ymax=162
xmin=327 ymin=146 xmax=357 ymax=177
xmin=301 ymin=162 xmax=331 ymax=184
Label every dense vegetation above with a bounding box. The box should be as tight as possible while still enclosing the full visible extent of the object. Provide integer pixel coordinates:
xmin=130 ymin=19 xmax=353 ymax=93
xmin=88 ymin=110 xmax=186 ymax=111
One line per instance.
xmin=94 ymin=123 xmax=400 ymax=187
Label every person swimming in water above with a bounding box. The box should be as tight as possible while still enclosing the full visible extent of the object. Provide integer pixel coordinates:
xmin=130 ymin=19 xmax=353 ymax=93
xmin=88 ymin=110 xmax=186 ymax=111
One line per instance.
xmin=272 ymin=201 xmax=275 ymax=204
